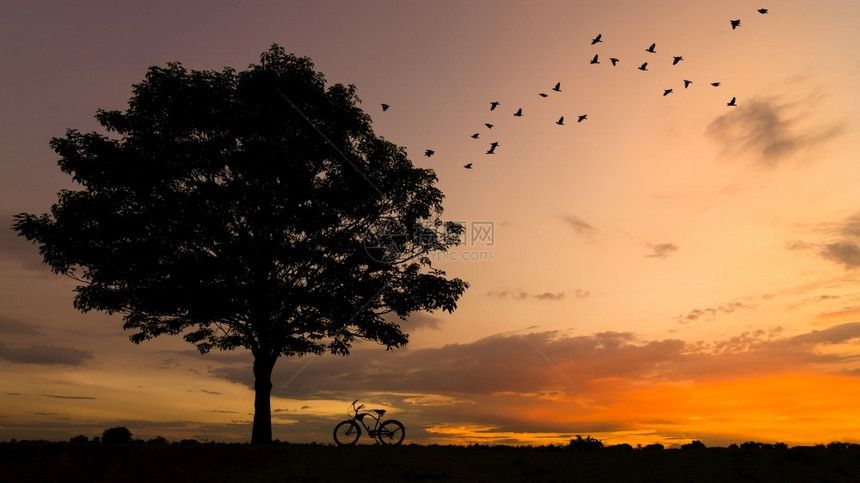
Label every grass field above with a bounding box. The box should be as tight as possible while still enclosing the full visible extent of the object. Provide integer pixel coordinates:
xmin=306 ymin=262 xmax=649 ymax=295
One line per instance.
xmin=2 ymin=441 xmax=859 ymax=482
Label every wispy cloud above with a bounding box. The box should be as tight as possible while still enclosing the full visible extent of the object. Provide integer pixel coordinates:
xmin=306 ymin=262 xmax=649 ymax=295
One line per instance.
xmin=0 ymin=342 xmax=94 ymax=366
xmin=486 ymin=290 xmax=570 ymax=301
xmin=645 ymin=243 xmax=678 ymax=259
xmin=39 ymin=394 xmax=97 ymax=400
xmin=0 ymin=315 xmax=44 ymax=335
xmin=706 ymin=95 xmax=844 ymax=166
xmin=676 ymin=301 xmax=755 ymax=324
xmin=561 ymin=215 xmax=597 ymax=237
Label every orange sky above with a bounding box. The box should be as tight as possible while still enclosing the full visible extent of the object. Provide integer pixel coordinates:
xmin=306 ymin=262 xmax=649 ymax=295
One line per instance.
xmin=2 ymin=0 xmax=860 ymax=446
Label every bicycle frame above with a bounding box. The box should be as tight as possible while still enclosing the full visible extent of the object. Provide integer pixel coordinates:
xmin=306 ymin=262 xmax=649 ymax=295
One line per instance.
xmin=333 ymin=399 xmax=405 ymax=445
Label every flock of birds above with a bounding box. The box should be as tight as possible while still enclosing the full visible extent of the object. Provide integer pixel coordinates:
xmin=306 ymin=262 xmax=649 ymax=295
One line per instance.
xmin=380 ymin=8 xmax=769 ymax=170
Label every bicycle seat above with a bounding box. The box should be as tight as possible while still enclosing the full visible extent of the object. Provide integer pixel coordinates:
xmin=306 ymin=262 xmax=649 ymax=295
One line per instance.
xmin=374 ymin=409 xmax=386 ymax=416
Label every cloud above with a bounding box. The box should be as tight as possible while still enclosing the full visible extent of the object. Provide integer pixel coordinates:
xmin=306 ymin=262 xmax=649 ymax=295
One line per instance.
xmin=561 ymin=215 xmax=597 ymax=236
xmin=806 ymin=212 xmax=860 ymax=269
xmin=39 ymin=394 xmax=97 ymax=400
xmin=0 ymin=342 xmax=94 ymax=365
xmin=0 ymin=315 xmax=44 ymax=335
xmin=676 ymin=301 xmax=755 ymax=324
xmin=645 ymin=243 xmax=678 ymax=259
xmin=486 ymin=290 xmax=569 ymax=301
xmin=820 ymin=242 xmax=860 ymax=268
xmin=706 ymin=96 xmax=844 ymax=166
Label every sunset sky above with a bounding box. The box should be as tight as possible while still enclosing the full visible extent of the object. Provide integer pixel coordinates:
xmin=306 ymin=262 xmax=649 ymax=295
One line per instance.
xmin=2 ymin=0 xmax=860 ymax=447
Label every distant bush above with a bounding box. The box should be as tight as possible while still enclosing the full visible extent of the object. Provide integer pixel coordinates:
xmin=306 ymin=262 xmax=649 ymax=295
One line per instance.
xmin=607 ymin=443 xmax=633 ymax=451
xmin=642 ymin=443 xmax=664 ymax=451
xmin=69 ymin=435 xmax=89 ymax=444
xmin=681 ymin=440 xmax=706 ymax=450
xmin=102 ymin=426 xmax=132 ymax=445
xmin=568 ymin=435 xmax=604 ymax=451
xmin=774 ymin=442 xmax=789 ymax=450
xmin=741 ymin=441 xmax=764 ymax=450
xmin=179 ymin=439 xmax=201 ymax=446
xmin=146 ymin=436 xmax=169 ymax=445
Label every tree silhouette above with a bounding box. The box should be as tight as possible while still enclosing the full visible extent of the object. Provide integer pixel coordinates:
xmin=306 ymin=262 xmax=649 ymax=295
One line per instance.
xmin=13 ymin=45 xmax=468 ymax=444
xmin=102 ymin=426 xmax=132 ymax=444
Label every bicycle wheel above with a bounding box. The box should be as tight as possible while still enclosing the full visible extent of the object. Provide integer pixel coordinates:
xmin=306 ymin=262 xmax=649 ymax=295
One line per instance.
xmin=333 ymin=420 xmax=361 ymax=446
xmin=377 ymin=420 xmax=405 ymax=446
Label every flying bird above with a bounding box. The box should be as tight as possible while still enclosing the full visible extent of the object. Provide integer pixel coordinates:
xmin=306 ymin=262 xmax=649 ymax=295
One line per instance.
xmin=711 ymin=82 xmax=721 ymax=87
xmin=684 ymin=80 xmax=693 ymax=88
xmin=539 ymin=92 xmax=549 ymax=97
xmin=663 ymin=89 xmax=673 ymax=96
xmin=381 ymin=103 xmax=390 ymax=111
xmin=487 ymin=142 xmax=499 ymax=154
xmin=471 ymin=133 xmax=479 ymax=139
xmin=645 ymin=43 xmax=656 ymax=53
xmin=577 ymin=114 xmax=587 ymax=122
xmin=552 ymin=82 xmax=561 ymax=92
xmin=730 ymin=19 xmax=741 ymax=29
xmin=490 ymin=101 xmax=500 ymax=110
xmin=610 ymin=57 xmax=619 ymax=66
xmin=672 ymin=56 xmax=684 ymax=65
xmin=591 ymin=33 xmax=602 ymax=44
xmin=514 ymin=108 xmax=523 ymax=117
xmin=727 ymin=97 xmax=737 ymax=106
xmin=556 ymin=116 xmax=564 ymax=125
xmin=463 ymin=163 xmax=473 ymax=169
xmin=590 ymin=54 xmax=600 ymax=64
xmin=638 ymin=62 xmax=648 ymax=71
xmin=485 ymin=123 xmax=494 ymax=129
xmin=758 ymin=8 xmax=768 ymax=14
xmin=424 ymin=149 xmax=435 ymax=157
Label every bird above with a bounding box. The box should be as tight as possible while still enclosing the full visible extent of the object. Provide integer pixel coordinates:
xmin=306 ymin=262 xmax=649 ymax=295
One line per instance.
xmin=487 ymin=142 xmax=499 ymax=154
xmin=730 ymin=19 xmax=741 ymax=29
xmin=672 ymin=56 xmax=684 ymax=65
xmin=663 ymin=89 xmax=673 ymax=96
xmin=539 ymin=92 xmax=549 ymax=97
xmin=590 ymin=54 xmax=600 ymax=64
xmin=645 ymin=43 xmax=656 ymax=53
xmin=610 ymin=57 xmax=619 ymax=66
xmin=381 ymin=103 xmax=390 ymax=111
xmin=684 ymin=80 xmax=693 ymax=88
xmin=514 ymin=108 xmax=523 ymax=117
xmin=556 ymin=116 xmax=565 ymax=125
xmin=463 ymin=163 xmax=473 ymax=169
xmin=711 ymin=82 xmax=721 ymax=87
xmin=758 ymin=8 xmax=768 ymax=14
xmin=552 ymin=82 xmax=561 ymax=92
xmin=424 ymin=149 xmax=435 ymax=157
xmin=485 ymin=123 xmax=494 ymax=129
xmin=577 ymin=114 xmax=587 ymax=122
xmin=471 ymin=133 xmax=479 ymax=139
xmin=591 ymin=33 xmax=602 ymax=44
xmin=727 ymin=97 xmax=737 ymax=106
xmin=638 ymin=62 xmax=648 ymax=71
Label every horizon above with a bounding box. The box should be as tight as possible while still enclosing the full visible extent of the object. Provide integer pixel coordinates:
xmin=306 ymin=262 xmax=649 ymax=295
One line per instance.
xmin=2 ymin=0 xmax=860 ymax=447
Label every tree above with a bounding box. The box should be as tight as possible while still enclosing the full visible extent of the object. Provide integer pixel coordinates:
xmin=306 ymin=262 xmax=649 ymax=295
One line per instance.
xmin=13 ymin=45 xmax=468 ymax=444
xmin=102 ymin=426 xmax=132 ymax=444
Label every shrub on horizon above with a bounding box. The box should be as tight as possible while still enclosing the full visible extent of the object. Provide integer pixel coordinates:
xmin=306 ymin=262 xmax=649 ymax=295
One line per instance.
xmin=69 ymin=435 xmax=89 ymax=444
xmin=681 ymin=440 xmax=706 ymax=450
xmin=642 ymin=443 xmax=664 ymax=451
xmin=568 ymin=435 xmax=604 ymax=451
xmin=102 ymin=427 xmax=132 ymax=445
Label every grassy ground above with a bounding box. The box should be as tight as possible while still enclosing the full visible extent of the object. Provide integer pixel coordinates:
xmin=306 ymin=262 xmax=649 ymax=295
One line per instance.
xmin=2 ymin=441 xmax=859 ymax=482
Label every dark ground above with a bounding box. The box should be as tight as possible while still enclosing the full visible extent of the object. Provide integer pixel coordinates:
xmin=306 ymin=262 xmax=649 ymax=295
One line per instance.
xmin=2 ymin=441 xmax=859 ymax=482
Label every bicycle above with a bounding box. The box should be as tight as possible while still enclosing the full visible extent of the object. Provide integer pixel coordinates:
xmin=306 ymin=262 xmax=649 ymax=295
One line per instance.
xmin=333 ymin=399 xmax=405 ymax=446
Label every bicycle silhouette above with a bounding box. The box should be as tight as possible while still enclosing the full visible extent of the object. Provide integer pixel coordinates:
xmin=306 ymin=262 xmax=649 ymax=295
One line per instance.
xmin=333 ymin=399 xmax=405 ymax=446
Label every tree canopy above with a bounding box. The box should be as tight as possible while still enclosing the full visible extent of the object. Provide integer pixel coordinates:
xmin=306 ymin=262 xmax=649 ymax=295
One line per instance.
xmin=13 ymin=45 xmax=468 ymax=444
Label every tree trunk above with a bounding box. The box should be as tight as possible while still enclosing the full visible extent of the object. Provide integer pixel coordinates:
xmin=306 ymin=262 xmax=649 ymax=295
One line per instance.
xmin=251 ymin=355 xmax=276 ymax=445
